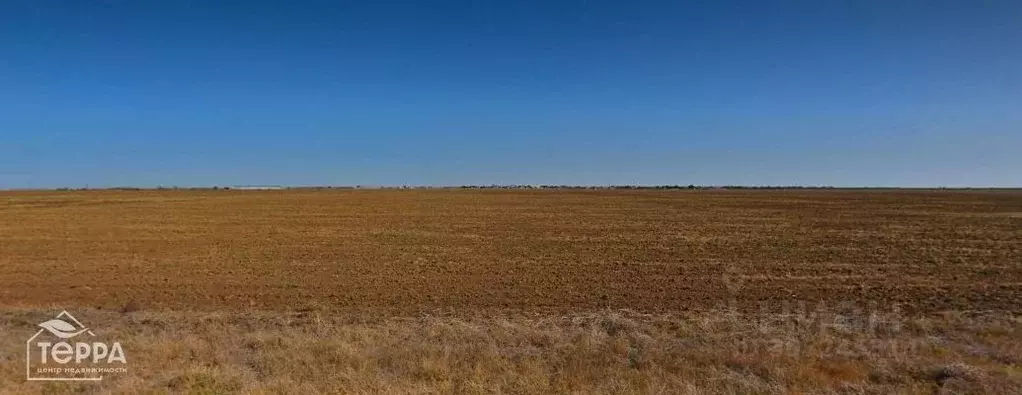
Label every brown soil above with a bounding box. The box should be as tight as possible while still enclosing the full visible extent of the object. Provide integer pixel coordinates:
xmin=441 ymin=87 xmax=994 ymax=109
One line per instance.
xmin=1 ymin=189 xmax=1019 ymax=314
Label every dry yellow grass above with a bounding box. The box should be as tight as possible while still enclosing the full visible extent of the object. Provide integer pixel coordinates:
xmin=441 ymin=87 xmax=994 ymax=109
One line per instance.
xmin=1 ymin=189 xmax=1020 ymax=393
xmin=2 ymin=309 xmax=1020 ymax=394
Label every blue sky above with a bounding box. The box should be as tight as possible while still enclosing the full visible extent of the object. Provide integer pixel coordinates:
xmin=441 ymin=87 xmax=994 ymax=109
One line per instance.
xmin=1 ymin=1 xmax=1019 ymax=188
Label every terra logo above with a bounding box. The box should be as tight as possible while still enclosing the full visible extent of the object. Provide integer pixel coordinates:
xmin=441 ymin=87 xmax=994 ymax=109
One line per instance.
xmin=26 ymin=311 xmax=128 ymax=381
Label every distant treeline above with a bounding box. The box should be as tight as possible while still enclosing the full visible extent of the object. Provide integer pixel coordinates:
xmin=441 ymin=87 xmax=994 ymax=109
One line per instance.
xmin=56 ymin=185 xmax=834 ymax=191
xmin=43 ymin=185 xmax=1016 ymax=191
xmin=455 ymin=185 xmax=836 ymax=190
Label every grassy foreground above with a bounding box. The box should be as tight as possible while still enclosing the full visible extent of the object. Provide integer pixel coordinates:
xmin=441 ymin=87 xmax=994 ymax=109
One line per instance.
xmin=2 ymin=308 xmax=1019 ymax=394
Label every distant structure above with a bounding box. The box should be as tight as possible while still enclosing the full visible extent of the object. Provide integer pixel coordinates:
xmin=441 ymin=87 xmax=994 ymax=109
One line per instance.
xmin=233 ymin=185 xmax=284 ymax=190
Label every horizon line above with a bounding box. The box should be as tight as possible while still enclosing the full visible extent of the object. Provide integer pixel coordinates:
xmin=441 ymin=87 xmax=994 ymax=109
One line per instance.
xmin=2 ymin=184 xmax=1020 ymax=192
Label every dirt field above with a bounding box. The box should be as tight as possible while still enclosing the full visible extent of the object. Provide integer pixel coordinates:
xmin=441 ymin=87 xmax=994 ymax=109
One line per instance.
xmin=1 ymin=189 xmax=1020 ymax=314
xmin=2 ymin=189 xmax=1022 ymax=393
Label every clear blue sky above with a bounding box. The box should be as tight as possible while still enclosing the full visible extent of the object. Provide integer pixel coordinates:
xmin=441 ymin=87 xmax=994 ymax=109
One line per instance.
xmin=2 ymin=1 xmax=1019 ymax=188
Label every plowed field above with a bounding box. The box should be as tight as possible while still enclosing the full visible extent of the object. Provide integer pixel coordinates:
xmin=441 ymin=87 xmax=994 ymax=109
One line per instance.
xmin=2 ymin=189 xmax=1020 ymax=314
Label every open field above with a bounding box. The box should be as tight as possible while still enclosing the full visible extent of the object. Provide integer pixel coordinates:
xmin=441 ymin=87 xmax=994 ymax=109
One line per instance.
xmin=1 ymin=189 xmax=1020 ymax=313
xmin=1 ymin=189 xmax=1021 ymax=393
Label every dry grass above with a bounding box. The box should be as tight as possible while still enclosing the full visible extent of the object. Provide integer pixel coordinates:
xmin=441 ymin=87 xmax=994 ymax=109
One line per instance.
xmin=1 ymin=308 xmax=1020 ymax=394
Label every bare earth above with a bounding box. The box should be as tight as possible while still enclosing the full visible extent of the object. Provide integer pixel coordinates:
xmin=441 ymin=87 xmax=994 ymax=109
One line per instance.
xmin=1 ymin=189 xmax=1020 ymax=394
xmin=1 ymin=189 xmax=1020 ymax=314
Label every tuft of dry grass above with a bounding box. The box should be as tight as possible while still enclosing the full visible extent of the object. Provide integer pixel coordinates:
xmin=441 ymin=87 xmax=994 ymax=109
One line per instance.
xmin=1 ymin=308 xmax=1019 ymax=394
